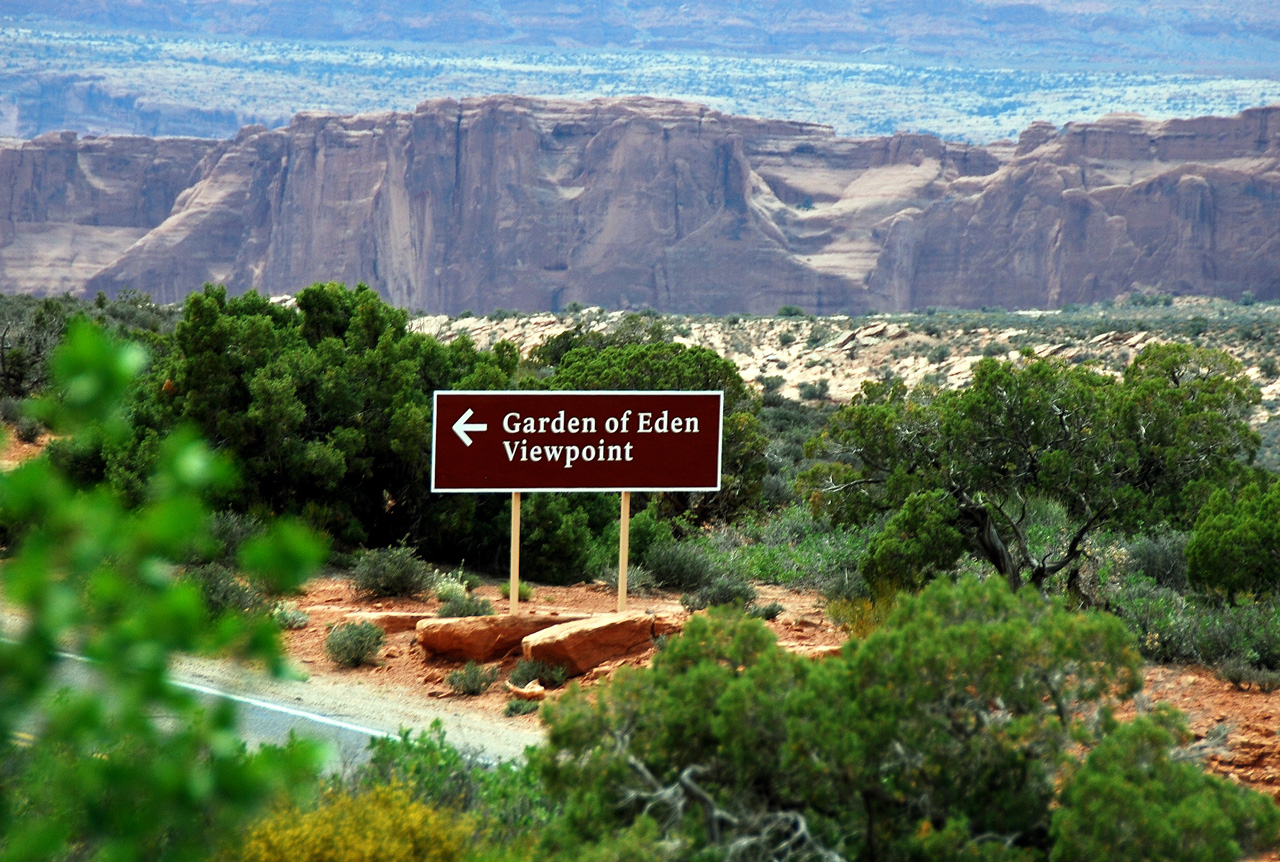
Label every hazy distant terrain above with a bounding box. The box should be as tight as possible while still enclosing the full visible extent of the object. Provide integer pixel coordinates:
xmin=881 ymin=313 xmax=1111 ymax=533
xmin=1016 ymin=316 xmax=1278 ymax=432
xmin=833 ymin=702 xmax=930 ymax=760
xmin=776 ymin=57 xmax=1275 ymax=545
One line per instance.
xmin=1 ymin=1 xmax=1279 ymax=142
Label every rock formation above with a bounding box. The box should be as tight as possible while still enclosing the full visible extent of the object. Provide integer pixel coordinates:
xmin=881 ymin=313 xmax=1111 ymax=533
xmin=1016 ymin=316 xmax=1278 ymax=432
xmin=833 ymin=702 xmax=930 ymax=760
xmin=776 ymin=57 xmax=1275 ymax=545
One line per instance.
xmin=79 ymin=97 xmax=992 ymax=315
xmin=0 ymin=131 xmax=216 ymax=295
xmin=3 ymin=98 xmax=1280 ymax=312
xmin=867 ymin=107 xmax=1280 ymax=309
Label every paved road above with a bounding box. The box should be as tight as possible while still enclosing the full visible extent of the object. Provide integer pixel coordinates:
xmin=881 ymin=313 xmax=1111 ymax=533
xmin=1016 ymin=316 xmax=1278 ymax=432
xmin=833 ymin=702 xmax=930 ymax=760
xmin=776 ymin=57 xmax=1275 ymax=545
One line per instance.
xmin=8 ymin=641 xmax=542 ymax=773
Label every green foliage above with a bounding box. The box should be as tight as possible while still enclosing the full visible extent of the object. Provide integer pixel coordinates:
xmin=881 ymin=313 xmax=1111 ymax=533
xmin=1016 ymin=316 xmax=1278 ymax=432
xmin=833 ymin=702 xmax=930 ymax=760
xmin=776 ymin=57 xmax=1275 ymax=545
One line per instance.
xmin=230 ymin=783 xmax=469 ymax=862
xmin=642 ymin=541 xmax=719 ymax=592
xmin=352 ymin=545 xmax=435 ymax=598
xmin=1218 ymin=657 xmax=1280 ymax=692
xmin=353 ymin=724 xmax=556 ymax=843
xmin=1186 ymin=482 xmax=1280 ymax=596
xmin=324 ymin=621 xmax=384 ymax=667
xmin=1123 ymin=528 xmax=1189 ymax=592
xmin=546 ymin=340 xmax=766 ymax=521
xmin=586 ymin=503 xmax=673 ymax=577
xmin=802 ymin=344 xmax=1260 ymax=591
xmin=680 ymin=574 xmax=757 ymax=610
xmin=1108 ymin=576 xmax=1280 ymax=671
xmin=269 ymin=600 xmax=310 ymax=630
xmin=778 ymin=331 xmax=796 ymax=347
xmin=746 ymin=600 xmax=784 ymax=620
xmin=437 ymin=592 xmax=495 ymax=617
xmin=12 ymin=416 xmax=40 ymax=444
xmin=858 ymin=488 xmax=965 ymax=594
xmin=537 ymin=578 xmax=1154 ymax=860
xmin=498 ymin=579 xmax=535 ymax=601
xmin=1050 ymin=710 xmax=1280 ymax=862
xmin=505 ymin=699 xmax=540 ymax=717
xmin=100 ymin=283 xmax=515 ymax=554
xmin=510 ymin=659 xmax=569 ymax=689
xmin=0 ymin=320 xmax=324 ymax=861
xmin=184 ymin=562 xmax=265 ymax=615
xmin=1260 ymin=356 xmax=1279 ymax=379
xmin=777 ymin=305 xmax=806 ymax=318
xmin=519 ymin=494 xmax=592 ymax=585
xmin=797 ymin=379 xmax=829 ymax=400
xmin=446 ymin=661 xmax=500 ymax=695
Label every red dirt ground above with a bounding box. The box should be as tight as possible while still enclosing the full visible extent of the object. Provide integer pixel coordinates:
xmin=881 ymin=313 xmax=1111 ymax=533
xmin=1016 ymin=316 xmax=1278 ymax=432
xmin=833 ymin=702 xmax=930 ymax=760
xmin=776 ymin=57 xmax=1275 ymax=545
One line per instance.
xmin=283 ymin=576 xmax=843 ymax=722
xmin=286 ymin=576 xmax=1280 ymax=810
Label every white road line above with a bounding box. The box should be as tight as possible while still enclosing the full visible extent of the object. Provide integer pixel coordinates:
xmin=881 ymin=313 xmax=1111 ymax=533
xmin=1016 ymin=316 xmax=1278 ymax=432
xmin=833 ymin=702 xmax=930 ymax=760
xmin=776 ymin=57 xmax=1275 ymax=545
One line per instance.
xmin=173 ymin=678 xmax=396 ymax=739
xmin=53 ymin=649 xmax=394 ymax=740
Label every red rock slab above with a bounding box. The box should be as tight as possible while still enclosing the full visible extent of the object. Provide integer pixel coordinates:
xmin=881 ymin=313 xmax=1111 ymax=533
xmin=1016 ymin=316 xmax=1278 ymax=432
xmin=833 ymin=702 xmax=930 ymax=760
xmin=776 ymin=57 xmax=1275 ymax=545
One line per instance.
xmin=522 ymin=612 xmax=657 ymax=676
xmin=343 ymin=611 xmax=434 ymax=634
xmin=415 ymin=613 xmax=589 ymax=662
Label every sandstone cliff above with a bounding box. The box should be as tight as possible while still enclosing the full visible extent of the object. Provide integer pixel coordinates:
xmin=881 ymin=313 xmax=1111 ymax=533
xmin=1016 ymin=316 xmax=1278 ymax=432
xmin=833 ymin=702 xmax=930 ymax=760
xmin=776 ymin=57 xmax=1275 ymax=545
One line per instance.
xmin=0 ymin=131 xmax=217 ymax=295
xmin=5 ymin=99 xmax=1280 ymax=313
xmin=868 ymin=107 xmax=1280 ymax=309
xmin=81 ymin=97 xmax=993 ymax=315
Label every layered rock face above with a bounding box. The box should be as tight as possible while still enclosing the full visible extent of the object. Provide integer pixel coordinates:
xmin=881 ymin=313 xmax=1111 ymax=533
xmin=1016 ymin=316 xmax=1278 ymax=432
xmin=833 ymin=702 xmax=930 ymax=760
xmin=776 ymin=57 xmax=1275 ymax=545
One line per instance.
xmin=81 ymin=97 xmax=991 ymax=315
xmin=5 ymin=98 xmax=1280 ymax=312
xmin=0 ymin=131 xmax=217 ymax=295
xmin=868 ymin=107 xmax=1280 ymax=309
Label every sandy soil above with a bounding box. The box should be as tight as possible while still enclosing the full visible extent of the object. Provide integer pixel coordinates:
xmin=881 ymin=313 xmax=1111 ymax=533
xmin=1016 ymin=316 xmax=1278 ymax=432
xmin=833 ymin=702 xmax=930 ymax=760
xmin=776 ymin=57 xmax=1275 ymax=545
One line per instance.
xmin=287 ymin=576 xmax=1280 ymax=805
xmin=283 ymin=575 xmax=844 ymax=724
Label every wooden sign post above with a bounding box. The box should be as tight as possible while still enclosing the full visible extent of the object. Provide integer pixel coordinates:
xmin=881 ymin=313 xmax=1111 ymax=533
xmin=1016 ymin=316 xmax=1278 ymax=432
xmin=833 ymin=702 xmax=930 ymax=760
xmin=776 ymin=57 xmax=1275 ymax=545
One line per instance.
xmin=618 ymin=491 xmax=630 ymax=612
xmin=510 ymin=491 xmax=521 ymax=613
xmin=431 ymin=391 xmax=723 ymax=614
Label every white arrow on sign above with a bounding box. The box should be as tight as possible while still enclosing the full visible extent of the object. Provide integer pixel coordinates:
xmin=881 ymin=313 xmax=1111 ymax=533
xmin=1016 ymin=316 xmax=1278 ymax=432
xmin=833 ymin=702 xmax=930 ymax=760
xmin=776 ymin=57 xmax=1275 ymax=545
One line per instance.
xmin=452 ymin=408 xmax=488 ymax=447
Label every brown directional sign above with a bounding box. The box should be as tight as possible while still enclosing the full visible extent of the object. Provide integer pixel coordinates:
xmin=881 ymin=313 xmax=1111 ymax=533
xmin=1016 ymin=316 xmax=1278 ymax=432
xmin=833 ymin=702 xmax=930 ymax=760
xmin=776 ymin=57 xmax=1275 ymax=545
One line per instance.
xmin=431 ymin=391 xmax=724 ymax=492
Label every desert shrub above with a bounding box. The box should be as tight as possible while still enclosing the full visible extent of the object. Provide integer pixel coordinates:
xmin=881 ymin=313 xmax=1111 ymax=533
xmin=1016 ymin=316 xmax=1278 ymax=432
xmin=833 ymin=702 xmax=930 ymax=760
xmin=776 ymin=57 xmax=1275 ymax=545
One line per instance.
xmin=680 ymin=574 xmax=757 ymax=611
xmin=185 ymin=563 xmax=265 ymax=615
xmin=269 ymin=601 xmax=310 ymax=630
xmin=758 ymin=375 xmax=784 ymax=393
xmin=231 ymin=783 xmax=468 ymax=862
xmin=505 ymin=699 xmax=540 ymax=717
xmin=446 ymin=661 xmax=500 ymax=696
xmin=643 ymin=541 xmax=719 ymax=592
xmin=599 ymin=564 xmax=658 ymax=596
xmin=537 ymin=579 xmax=1206 ymax=861
xmin=777 ymin=305 xmax=805 ymax=318
xmin=510 ymin=658 xmax=569 ymax=690
xmin=0 ymin=396 xmax=20 ymax=423
xmin=14 ymin=415 xmax=41 ymax=443
xmin=1184 ymin=315 xmax=1210 ymax=337
xmin=354 ymin=724 xmax=555 ymax=842
xmin=826 ymin=596 xmax=896 ymax=638
xmin=1260 ymin=356 xmax=1279 ymax=379
xmin=928 ymin=343 xmax=951 ymax=364
xmin=796 ymin=379 xmax=829 ymax=401
xmin=778 ymin=331 xmax=796 ymax=347
xmin=760 ymin=473 xmax=797 ymax=507
xmin=746 ymin=600 xmax=784 ymax=620
xmin=324 ymin=621 xmax=384 ymax=667
xmin=352 ymin=545 xmax=434 ymax=598
xmin=438 ymin=592 xmax=494 ymax=618
xmin=497 ymin=580 xmax=535 ymax=602
xmin=1108 ymin=576 xmax=1280 ymax=669
xmin=1051 ymin=711 xmax=1280 ymax=862
xmin=1123 ymin=528 xmax=1189 ymax=592
xmin=209 ymin=510 xmax=267 ymax=563
xmin=1218 ymin=657 xmax=1280 ymax=693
